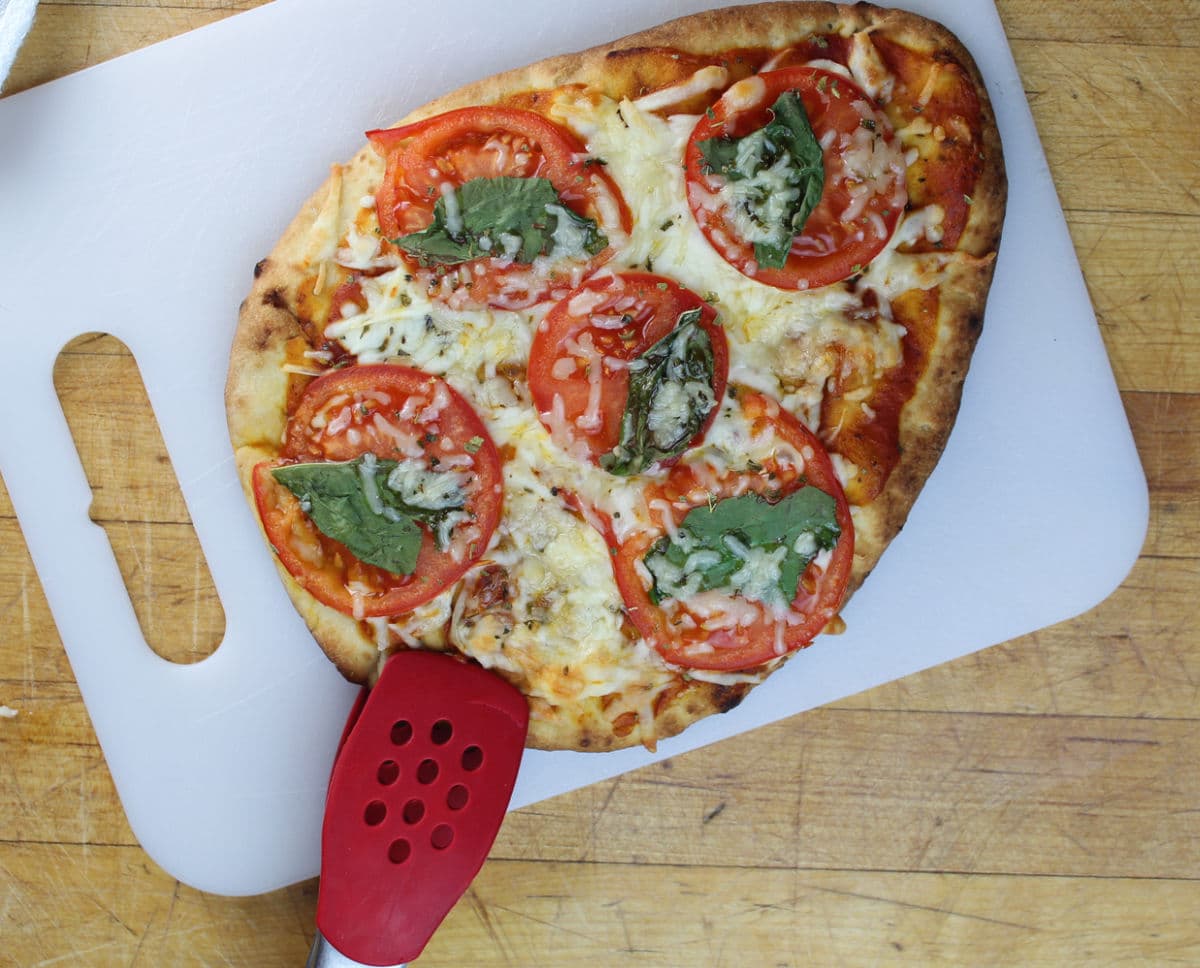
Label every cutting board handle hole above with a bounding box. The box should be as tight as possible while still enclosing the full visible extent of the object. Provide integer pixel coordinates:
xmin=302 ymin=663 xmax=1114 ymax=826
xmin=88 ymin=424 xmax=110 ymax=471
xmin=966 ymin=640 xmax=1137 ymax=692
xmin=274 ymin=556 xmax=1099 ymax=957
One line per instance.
xmin=52 ymin=333 xmax=226 ymax=665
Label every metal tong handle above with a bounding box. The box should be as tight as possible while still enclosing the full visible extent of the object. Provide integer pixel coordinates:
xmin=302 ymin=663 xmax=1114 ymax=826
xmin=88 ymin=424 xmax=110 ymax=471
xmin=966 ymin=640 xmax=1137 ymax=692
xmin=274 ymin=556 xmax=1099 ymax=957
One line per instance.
xmin=306 ymin=930 xmax=406 ymax=968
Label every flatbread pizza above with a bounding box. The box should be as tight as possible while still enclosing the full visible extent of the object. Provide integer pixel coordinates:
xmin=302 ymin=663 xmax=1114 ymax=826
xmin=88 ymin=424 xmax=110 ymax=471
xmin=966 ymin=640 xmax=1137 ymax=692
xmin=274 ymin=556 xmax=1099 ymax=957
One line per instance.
xmin=226 ymin=2 xmax=1006 ymax=751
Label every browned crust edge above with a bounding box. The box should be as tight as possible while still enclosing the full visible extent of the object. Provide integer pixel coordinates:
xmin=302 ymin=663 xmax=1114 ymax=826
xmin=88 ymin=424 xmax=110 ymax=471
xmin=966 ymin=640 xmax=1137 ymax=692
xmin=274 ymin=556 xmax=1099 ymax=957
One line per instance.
xmin=225 ymin=1 xmax=1006 ymax=751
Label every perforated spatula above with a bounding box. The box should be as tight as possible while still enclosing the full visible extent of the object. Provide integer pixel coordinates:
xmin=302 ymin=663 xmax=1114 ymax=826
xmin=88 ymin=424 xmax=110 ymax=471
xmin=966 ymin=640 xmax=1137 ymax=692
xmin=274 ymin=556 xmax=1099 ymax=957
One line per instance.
xmin=305 ymin=650 xmax=529 ymax=967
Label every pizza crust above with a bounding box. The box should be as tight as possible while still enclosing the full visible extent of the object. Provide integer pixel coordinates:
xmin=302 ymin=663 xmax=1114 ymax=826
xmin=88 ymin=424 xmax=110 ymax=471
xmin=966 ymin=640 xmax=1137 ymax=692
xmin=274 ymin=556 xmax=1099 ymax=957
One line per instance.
xmin=226 ymin=2 xmax=1005 ymax=751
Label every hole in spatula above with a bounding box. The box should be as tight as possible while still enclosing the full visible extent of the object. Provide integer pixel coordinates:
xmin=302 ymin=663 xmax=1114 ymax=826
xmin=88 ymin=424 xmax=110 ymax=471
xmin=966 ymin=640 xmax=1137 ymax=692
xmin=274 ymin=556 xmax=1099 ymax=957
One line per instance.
xmin=388 ymin=839 xmax=411 ymax=864
xmin=52 ymin=333 xmax=225 ymax=664
xmin=417 ymin=759 xmax=439 ymax=785
xmin=364 ymin=800 xmax=387 ymax=826
xmin=391 ymin=720 xmax=414 ymax=746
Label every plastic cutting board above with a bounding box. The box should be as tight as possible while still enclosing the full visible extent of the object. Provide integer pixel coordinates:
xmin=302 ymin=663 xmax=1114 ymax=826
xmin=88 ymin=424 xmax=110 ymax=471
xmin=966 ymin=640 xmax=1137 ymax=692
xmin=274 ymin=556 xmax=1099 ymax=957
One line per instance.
xmin=0 ymin=0 xmax=1147 ymax=895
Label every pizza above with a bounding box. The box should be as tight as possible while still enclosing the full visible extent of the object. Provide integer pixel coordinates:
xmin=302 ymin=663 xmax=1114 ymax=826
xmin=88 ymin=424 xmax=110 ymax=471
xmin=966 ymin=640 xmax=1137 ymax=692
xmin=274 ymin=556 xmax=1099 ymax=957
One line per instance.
xmin=225 ymin=2 xmax=1006 ymax=752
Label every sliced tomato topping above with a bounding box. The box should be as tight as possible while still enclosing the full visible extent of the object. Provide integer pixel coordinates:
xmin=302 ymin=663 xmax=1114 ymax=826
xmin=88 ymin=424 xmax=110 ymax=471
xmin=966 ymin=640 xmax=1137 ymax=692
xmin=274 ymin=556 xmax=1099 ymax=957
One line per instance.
xmin=527 ymin=272 xmax=729 ymax=471
xmin=369 ymin=106 xmax=630 ymax=309
xmin=607 ymin=389 xmax=853 ymax=671
xmin=253 ymin=364 xmax=502 ymax=619
xmin=684 ymin=68 xmax=906 ymax=290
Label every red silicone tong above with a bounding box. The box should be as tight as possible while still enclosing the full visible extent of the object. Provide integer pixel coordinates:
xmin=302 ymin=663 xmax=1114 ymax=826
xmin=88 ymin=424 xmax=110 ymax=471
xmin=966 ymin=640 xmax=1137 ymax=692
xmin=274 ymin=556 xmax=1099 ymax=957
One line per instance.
xmin=305 ymin=650 xmax=529 ymax=967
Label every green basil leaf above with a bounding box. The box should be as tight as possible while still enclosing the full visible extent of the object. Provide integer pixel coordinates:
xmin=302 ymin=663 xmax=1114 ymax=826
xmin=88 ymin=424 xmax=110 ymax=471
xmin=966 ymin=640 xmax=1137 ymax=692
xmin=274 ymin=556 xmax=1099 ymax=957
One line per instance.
xmin=393 ymin=176 xmax=607 ymax=267
xmin=696 ymin=90 xmax=825 ymax=270
xmin=645 ymin=487 xmax=840 ymax=607
xmin=271 ymin=456 xmax=467 ymax=576
xmin=697 ymin=135 xmax=742 ymax=179
xmin=600 ymin=309 xmax=716 ymax=477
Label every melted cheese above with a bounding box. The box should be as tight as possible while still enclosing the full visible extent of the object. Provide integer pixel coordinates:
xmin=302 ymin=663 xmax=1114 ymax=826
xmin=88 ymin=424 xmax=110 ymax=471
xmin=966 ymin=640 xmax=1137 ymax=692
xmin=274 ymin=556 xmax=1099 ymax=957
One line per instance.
xmin=633 ymin=65 xmax=730 ymax=112
xmin=848 ymin=32 xmax=895 ymax=101
xmin=324 ymin=266 xmax=533 ymax=372
xmin=455 ymin=486 xmax=675 ymax=704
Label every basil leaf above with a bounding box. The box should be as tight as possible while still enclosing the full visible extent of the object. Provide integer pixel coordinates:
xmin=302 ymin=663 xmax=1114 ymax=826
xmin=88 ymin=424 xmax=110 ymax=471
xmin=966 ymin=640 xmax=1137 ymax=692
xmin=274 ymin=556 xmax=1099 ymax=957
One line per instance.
xmin=696 ymin=135 xmax=741 ymax=178
xmin=272 ymin=456 xmax=467 ymax=576
xmin=393 ymin=176 xmax=607 ymax=267
xmin=644 ymin=487 xmax=840 ymax=607
xmin=600 ymin=309 xmax=716 ymax=477
xmin=696 ymin=90 xmax=825 ymax=269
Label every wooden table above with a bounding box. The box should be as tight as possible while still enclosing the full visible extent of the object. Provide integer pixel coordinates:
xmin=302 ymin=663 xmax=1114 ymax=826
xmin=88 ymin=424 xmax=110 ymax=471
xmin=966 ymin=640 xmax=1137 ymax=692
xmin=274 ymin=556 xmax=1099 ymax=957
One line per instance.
xmin=2 ymin=2 xmax=1197 ymax=964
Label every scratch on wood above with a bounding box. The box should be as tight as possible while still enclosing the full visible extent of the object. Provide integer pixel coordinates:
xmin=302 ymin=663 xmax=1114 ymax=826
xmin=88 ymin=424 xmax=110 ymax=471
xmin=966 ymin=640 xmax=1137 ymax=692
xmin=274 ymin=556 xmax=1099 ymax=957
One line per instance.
xmin=555 ymin=867 xmax=603 ymax=952
xmin=1052 ymin=820 xmax=1096 ymax=858
xmin=703 ymin=802 xmax=726 ymax=824
xmin=159 ymin=881 xmax=182 ymax=952
xmin=802 ymin=882 xmax=1038 ymax=933
xmin=585 ymin=775 xmax=623 ymax=858
xmin=128 ymin=904 xmax=152 ymax=967
xmin=22 ymin=571 xmax=34 ymax=694
xmin=78 ymin=769 xmax=89 ymax=861
xmin=485 ymin=898 xmax=605 ymax=949
xmin=21 ymin=571 xmax=31 ymax=636
xmin=32 ymin=940 xmax=130 ymax=966
xmin=750 ymin=900 xmax=795 ymax=915
xmin=639 ymin=776 xmax=728 ymax=796
xmin=466 ymin=887 xmax=516 ymax=965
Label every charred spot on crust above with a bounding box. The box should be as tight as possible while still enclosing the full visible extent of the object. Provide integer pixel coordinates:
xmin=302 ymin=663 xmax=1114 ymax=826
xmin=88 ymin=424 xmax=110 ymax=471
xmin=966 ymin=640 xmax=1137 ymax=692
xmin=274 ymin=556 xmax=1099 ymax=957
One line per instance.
xmin=262 ymin=287 xmax=288 ymax=309
xmin=712 ymin=684 xmax=748 ymax=715
xmin=252 ymin=324 xmax=278 ymax=351
xmin=254 ymin=258 xmax=269 ymax=278
xmin=250 ymin=312 xmax=307 ymax=352
xmin=600 ymin=45 xmax=722 ymax=101
xmin=605 ymin=44 xmax=656 ymax=62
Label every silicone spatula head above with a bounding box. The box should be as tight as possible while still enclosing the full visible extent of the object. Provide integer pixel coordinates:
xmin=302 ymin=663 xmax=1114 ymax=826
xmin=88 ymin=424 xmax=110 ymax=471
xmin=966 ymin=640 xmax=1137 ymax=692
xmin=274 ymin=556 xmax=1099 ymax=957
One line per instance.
xmin=316 ymin=650 xmax=529 ymax=966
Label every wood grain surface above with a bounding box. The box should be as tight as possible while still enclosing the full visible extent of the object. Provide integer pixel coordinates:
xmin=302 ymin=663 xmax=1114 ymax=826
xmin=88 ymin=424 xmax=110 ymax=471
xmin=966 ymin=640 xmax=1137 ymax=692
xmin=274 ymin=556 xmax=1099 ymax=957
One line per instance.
xmin=3 ymin=1 xmax=1198 ymax=965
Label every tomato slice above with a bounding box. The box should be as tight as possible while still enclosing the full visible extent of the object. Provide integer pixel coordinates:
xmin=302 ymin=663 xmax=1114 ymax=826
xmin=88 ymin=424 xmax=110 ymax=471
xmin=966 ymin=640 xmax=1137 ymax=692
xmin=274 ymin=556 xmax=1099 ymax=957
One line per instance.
xmin=527 ymin=272 xmax=729 ymax=469
xmin=369 ymin=107 xmax=630 ymax=309
xmin=253 ymin=364 xmax=503 ymax=619
xmin=684 ymin=68 xmax=906 ymax=290
xmin=607 ymin=390 xmax=854 ymax=671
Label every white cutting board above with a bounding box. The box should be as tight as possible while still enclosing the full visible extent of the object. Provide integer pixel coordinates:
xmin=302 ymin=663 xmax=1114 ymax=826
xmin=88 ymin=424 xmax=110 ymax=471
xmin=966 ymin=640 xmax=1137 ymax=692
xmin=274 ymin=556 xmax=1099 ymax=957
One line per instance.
xmin=0 ymin=0 xmax=1146 ymax=896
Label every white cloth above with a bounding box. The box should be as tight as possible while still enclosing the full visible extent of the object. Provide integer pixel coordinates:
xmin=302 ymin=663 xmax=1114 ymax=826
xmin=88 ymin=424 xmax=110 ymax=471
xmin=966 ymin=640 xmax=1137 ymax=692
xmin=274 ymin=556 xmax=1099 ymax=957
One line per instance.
xmin=0 ymin=0 xmax=39 ymax=92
